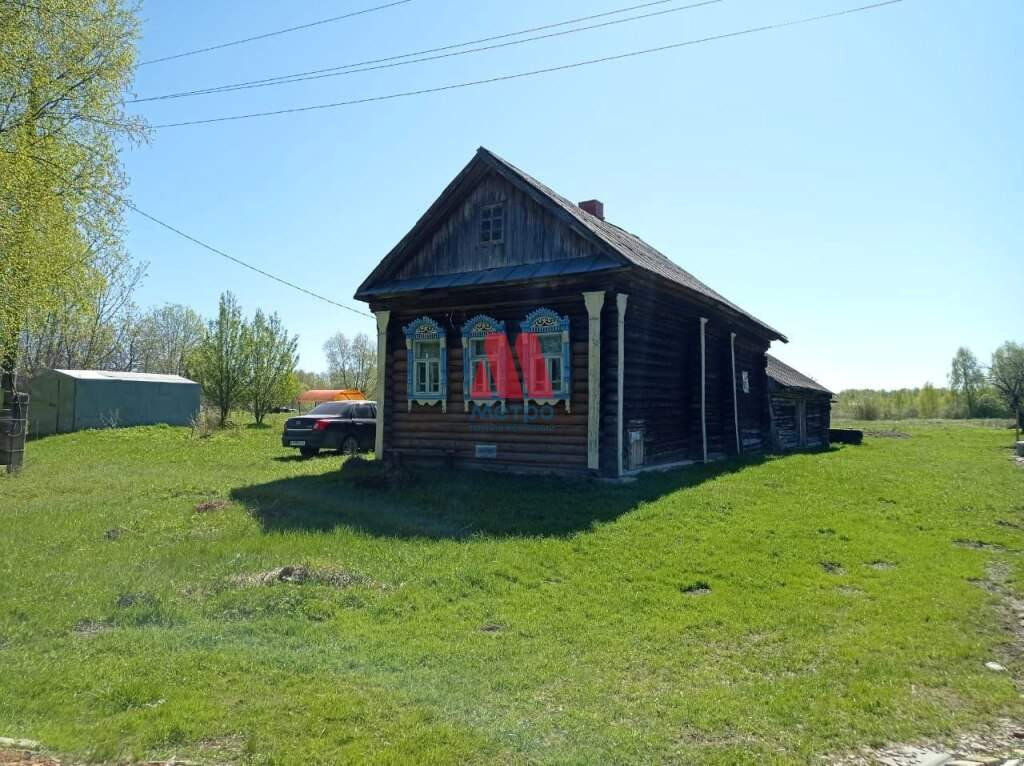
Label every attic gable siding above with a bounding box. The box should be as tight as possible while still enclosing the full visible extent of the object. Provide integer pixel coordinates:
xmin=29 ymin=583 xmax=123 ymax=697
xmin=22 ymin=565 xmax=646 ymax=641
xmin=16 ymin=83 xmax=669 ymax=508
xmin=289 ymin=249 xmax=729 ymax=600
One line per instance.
xmin=393 ymin=171 xmax=605 ymax=281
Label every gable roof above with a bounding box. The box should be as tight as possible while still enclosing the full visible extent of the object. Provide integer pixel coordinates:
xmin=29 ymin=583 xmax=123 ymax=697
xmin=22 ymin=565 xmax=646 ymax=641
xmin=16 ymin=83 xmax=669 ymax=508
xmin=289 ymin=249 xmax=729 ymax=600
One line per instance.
xmin=356 ymin=147 xmax=786 ymax=341
xmin=766 ymin=355 xmax=833 ymax=396
xmin=52 ymin=369 xmax=197 ymax=384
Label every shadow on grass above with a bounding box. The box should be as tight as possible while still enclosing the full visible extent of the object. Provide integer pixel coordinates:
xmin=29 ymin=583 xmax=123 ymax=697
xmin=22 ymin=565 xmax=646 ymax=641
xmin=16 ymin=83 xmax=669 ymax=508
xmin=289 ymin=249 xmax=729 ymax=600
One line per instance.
xmin=271 ymin=452 xmax=343 ymax=463
xmin=231 ymin=454 xmax=785 ymax=539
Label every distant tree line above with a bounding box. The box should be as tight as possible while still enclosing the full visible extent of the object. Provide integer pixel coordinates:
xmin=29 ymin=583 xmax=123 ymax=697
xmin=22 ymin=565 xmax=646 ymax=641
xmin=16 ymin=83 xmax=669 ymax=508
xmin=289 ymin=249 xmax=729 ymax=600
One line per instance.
xmin=835 ymin=343 xmax=1024 ymax=439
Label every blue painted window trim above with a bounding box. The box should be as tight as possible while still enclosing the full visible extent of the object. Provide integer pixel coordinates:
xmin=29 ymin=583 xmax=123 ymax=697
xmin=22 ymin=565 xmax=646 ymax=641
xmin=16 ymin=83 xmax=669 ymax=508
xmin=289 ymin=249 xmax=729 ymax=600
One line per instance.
xmin=403 ymin=316 xmax=447 ymax=412
xmin=461 ymin=314 xmax=506 ymax=411
xmin=519 ymin=307 xmax=572 ymax=413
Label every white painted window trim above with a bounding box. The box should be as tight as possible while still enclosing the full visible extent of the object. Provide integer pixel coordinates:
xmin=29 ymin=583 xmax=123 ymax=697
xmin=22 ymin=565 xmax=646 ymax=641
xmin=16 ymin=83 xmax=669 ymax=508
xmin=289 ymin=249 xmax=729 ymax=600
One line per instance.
xmin=583 ymin=291 xmax=605 ymax=472
xmin=616 ymin=294 xmax=628 ymax=477
xmin=374 ymin=310 xmax=390 ymax=460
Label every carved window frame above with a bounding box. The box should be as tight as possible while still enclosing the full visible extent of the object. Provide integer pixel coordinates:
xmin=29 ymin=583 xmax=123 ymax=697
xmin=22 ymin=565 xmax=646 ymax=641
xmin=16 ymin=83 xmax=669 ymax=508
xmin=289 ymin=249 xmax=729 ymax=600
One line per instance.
xmin=461 ymin=314 xmax=507 ymax=411
xmin=519 ymin=307 xmax=571 ymax=413
xmin=403 ymin=316 xmax=447 ymax=412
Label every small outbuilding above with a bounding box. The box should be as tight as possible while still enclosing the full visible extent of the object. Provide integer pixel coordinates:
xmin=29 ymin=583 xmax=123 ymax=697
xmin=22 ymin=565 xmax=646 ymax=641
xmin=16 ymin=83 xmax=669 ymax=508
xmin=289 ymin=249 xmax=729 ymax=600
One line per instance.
xmin=28 ymin=369 xmax=201 ymax=437
xmin=766 ymin=355 xmax=834 ymax=452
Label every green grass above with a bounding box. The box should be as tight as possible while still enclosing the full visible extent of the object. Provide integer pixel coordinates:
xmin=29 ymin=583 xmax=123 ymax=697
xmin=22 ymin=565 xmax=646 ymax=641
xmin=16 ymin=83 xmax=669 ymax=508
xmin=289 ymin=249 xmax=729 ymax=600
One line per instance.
xmin=1 ymin=417 xmax=1022 ymax=765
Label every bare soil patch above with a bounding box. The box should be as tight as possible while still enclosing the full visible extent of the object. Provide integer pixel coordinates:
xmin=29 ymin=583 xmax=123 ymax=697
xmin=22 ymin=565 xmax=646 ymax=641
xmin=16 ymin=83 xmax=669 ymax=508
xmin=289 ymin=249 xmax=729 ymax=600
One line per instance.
xmin=864 ymin=429 xmax=912 ymax=439
xmin=231 ymin=565 xmax=377 ymax=589
xmin=194 ymin=499 xmax=229 ymax=513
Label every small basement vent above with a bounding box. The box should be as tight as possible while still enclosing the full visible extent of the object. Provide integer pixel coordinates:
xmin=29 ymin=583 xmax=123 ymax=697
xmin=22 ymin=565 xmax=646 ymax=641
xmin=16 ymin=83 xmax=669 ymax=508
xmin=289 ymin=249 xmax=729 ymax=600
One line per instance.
xmin=474 ymin=444 xmax=497 ymax=459
xmin=627 ymin=420 xmax=645 ymax=471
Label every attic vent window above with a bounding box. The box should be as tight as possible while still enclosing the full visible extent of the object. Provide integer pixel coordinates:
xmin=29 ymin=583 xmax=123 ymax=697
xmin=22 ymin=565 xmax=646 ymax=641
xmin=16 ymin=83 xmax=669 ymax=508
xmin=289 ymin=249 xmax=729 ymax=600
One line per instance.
xmin=480 ymin=203 xmax=504 ymax=244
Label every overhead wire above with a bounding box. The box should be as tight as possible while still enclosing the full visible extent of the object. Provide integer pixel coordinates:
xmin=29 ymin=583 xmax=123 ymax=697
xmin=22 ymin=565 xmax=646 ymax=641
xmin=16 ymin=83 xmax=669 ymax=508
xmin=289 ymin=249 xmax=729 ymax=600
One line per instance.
xmin=130 ymin=0 xmax=719 ymax=102
xmin=137 ymin=0 xmax=414 ymax=67
xmin=147 ymin=0 xmax=906 ymax=129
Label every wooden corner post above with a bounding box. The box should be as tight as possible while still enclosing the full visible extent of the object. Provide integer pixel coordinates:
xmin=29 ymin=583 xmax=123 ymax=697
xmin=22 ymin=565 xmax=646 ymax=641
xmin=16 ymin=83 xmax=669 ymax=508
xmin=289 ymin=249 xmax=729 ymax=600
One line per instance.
xmin=374 ymin=310 xmax=390 ymax=461
xmin=616 ymin=293 xmax=628 ymax=477
xmin=583 ymin=291 xmax=605 ymax=472
xmin=730 ymin=331 xmax=740 ymax=455
xmin=700 ymin=317 xmax=708 ymax=464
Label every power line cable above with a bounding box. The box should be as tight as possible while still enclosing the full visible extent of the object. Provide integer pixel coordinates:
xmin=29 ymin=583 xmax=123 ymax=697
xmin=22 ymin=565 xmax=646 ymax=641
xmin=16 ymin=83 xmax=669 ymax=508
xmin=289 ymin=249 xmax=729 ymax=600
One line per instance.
xmin=127 ymin=204 xmax=374 ymax=319
xmin=137 ymin=0 xmax=413 ymax=67
xmin=5 ymin=144 xmax=373 ymax=318
xmin=149 ymin=0 xmax=906 ymax=129
xmin=130 ymin=0 xmax=715 ymax=102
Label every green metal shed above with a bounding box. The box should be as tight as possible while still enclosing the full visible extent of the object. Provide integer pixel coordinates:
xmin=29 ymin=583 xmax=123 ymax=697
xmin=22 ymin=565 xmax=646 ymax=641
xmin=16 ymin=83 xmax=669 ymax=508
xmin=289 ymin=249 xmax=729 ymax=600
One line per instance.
xmin=28 ymin=369 xmax=201 ymax=437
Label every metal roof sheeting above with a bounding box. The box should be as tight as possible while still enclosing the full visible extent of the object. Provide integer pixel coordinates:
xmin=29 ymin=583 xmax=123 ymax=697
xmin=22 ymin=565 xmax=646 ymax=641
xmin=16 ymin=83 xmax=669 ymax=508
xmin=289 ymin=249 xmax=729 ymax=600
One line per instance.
xmin=53 ymin=370 xmax=197 ymax=384
xmin=358 ymin=254 xmax=622 ymax=297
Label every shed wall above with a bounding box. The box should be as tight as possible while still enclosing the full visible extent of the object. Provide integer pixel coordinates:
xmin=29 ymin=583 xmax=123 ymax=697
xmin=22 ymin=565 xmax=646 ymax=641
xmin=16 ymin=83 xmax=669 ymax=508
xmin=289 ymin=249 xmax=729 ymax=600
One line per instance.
xmin=73 ymin=379 xmax=200 ymax=430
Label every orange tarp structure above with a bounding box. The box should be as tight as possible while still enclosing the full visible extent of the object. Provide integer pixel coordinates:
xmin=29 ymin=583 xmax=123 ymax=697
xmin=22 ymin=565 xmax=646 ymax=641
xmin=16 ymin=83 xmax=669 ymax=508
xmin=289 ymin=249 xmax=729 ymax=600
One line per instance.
xmin=298 ymin=389 xmax=365 ymax=403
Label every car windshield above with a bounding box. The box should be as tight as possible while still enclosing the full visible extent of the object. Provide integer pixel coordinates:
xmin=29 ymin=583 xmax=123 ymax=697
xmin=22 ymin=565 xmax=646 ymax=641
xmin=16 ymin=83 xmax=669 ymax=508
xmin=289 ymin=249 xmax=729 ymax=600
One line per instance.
xmin=307 ymin=402 xmax=352 ymax=416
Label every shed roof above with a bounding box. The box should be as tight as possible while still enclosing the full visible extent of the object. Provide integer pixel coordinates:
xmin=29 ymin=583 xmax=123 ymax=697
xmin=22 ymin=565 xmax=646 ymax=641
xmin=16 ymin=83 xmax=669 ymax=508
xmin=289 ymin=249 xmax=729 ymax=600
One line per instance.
xmin=53 ymin=369 xmax=197 ymax=384
xmin=298 ymin=389 xmax=366 ymax=403
xmin=766 ymin=355 xmax=833 ymax=396
xmin=356 ymin=147 xmax=786 ymax=341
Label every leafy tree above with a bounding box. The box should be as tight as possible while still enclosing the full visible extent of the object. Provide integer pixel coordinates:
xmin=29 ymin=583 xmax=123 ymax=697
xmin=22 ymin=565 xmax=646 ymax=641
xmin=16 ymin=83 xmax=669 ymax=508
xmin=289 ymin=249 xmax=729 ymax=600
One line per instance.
xmin=188 ymin=293 xmax=250 ymax=426
xmin=134 ymin=304 xmax=205 ymax=376
xmin=294 ymin=368 xmax=330 ymax=391
xmin=948 ymin=347 xmax=985 ymax=417
xmin=918 ymin=382 xmax=940 ymax=419
xmin=990 ymin=342 xmax=1024 ymax=441
xmin=247 ymin=309 xmax=298 ymax=425
xmin=0 ymin=0 xmax=146 ymax=393
xmin=323 ymin=331 xmax=376 ymax=395
xmin=18 ymin=249 xmax=146 ymax=377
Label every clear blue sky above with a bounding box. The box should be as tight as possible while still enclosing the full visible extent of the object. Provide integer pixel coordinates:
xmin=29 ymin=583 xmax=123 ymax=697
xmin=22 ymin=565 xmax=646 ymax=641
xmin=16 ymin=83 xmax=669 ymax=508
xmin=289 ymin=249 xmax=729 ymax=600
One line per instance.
xmin=124 ymin=0 xmax=1022 ymax=391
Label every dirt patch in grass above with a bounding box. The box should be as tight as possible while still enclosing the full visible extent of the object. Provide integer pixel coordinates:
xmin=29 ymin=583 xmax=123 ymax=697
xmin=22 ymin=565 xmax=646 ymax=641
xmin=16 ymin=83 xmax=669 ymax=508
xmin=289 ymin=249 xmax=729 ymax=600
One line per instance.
xmin=71 ymin=619 xmax=112 ymax=637
xmin=103 ymin=527 xmax=125 ymax=541
xmin=864 ymin=429 xmax=912 ymax=439
xmin=955 ymin=539 xmax=1009 ymax=552
xmin=869 ymin=560 xmax=897 ymax=570
xmin=480 ymin=623 xmax=503 ymax=634
xmin=681 ymin=581 xmax=712 ymax=595
xmin=820 ymin=561 xmax=845 ymax=575
xmin=231 ymin=565 xmax=377 ymax=589
xmin=0 ymin=752 xmax=56 ymax=766
xmin=194 ymin=499 xmax=229 ymax=513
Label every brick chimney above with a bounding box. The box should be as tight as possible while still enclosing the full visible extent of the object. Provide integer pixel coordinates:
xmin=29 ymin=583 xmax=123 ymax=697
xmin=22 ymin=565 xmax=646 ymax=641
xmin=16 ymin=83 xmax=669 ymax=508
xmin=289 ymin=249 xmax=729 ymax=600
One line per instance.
xmin=578 ymin=199 xmax=604 ymax=220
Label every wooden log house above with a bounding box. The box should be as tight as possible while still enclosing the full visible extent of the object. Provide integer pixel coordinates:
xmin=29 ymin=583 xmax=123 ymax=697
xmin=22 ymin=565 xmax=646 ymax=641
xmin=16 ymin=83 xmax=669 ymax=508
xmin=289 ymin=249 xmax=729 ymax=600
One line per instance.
xmin=355 ymin=148 xmax=791 ymax=477
xmin=766 ymin=355 xmax=834 ymax=452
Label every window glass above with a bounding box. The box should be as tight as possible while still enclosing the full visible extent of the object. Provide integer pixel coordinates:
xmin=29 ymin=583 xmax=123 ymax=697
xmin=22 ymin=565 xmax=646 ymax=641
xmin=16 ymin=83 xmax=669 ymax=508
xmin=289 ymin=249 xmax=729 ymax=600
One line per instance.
xmin=481 ymin=204 xmax=504 ymax=244
xmin=308 ymin=402 xmax=352 ymax=416
xmin=539 ymin=334 xmax=561 ymax=354
xmin=415 ymin=340 xmax=440 ymax=359
xmin=352 ymin=404 xmax=373 ymax=419
xmin=413 ymin=340 xmax=441 ymax=395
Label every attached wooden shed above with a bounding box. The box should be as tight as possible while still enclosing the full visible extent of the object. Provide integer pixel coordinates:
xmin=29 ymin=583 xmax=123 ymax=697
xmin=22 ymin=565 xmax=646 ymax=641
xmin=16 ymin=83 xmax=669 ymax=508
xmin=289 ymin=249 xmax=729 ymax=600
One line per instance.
xmin=356 ymin=148 xmax=789 ymax=477
xmin=766 ymin=355 xmax=834 ymax=451
xmin=28 ymin=369 xmax=201 ymax=437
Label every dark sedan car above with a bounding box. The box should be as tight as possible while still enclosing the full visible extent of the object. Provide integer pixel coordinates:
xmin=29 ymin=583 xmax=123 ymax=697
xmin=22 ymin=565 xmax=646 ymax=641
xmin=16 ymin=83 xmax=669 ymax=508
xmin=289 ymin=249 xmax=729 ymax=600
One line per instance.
xmin=281 ymin=400 xmax=376 ymax=457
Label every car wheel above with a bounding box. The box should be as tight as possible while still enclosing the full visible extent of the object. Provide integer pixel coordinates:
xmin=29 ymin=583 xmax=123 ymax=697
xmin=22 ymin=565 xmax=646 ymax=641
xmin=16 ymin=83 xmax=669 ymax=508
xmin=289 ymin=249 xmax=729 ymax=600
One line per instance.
xmin=339 ymin=436 xmax=359 ymax=456
xmin=299 ymin=447 xmax=320 ymax=458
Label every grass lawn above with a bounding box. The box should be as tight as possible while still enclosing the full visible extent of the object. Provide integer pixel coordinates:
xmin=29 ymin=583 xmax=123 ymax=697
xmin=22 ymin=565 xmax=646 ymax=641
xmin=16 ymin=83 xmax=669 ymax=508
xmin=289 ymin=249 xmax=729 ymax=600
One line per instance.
xmin=1 ymin=418 xmax=1023 ymax=764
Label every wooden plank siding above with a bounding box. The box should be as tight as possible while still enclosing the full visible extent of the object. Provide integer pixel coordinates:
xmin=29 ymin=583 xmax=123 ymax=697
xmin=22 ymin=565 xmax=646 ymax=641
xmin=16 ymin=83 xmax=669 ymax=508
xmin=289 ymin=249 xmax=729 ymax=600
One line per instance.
xmin=358 ymin=150 xmax=791 ymax=476
xmin=610 ymin=278 xmax=772 ymax=467
xmin=376 ymin=282 xmax=616 ymax=474
xmin=394 ymin=172 xmax=607 ymax=281
xmin=768 ymin=392 xmax=832 ymax=452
